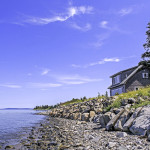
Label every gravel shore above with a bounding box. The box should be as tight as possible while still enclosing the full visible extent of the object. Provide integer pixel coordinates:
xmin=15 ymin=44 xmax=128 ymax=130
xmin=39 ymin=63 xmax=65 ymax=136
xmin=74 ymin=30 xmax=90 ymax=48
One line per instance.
xmin=4 ymin=117 xmax=149 ymax=150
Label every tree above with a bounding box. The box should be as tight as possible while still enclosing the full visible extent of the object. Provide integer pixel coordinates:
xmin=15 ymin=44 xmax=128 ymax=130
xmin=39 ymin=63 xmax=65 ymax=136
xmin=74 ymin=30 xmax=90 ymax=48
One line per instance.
xmin=83 ymin=96 xmax=87 ymax=101
xmin=142 ymin=22 xmax=150 ymax=61
xmin=98 ymin=92 xmax=101 ymax=98
xmin=105 ymin=91 xmax=108 ymax=98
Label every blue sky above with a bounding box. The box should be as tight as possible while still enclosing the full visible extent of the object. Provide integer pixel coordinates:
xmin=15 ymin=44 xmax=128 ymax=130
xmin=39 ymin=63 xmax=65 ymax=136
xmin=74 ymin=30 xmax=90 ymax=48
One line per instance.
xmin=0 ymin=0 xmax=150 ymax=108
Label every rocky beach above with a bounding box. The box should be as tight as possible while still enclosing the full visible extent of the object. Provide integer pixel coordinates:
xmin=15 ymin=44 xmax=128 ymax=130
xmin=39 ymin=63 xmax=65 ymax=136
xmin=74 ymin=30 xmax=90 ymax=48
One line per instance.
xmin=3 ymin=116 xmax=149 ymax=150
xmin=3 ymin=94 xmax=150 ymax=150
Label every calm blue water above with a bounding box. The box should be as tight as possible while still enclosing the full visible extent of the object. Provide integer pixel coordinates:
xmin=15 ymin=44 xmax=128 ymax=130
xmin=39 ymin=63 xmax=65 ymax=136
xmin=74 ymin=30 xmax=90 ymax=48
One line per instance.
xmin=0 ymin=109 xmax=45 ymax=146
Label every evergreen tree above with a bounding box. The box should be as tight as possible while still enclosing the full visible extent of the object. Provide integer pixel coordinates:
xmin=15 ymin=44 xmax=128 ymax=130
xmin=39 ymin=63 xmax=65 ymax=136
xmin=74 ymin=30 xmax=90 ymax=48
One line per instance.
xmin=98 ymin=92 xmax=101 ymax=98
xmin=142 ymin=22 xmax=150 ymax=61
xmin=83 ymin=96 xmax=87 ymax=101
xmin=105 ymin=91 xmax=108 ymax=98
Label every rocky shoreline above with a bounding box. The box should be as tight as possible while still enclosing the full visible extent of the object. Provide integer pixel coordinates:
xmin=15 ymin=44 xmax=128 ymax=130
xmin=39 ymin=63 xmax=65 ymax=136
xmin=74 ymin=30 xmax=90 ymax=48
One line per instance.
xmin=48 ymin=97 xmax=150 ymax=140
xmin=3 ymin=96 xmax=150 ymax=149
xmin=3 ymin=116 xmax=150 ymax=150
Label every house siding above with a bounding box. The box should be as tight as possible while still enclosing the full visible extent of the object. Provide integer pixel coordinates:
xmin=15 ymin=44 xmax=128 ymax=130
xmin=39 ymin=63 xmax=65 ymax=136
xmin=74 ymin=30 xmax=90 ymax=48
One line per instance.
xmin=125 ymin=68 xmax=150 ymax=92
xmin=120 ymin=68 xmax=135 ymax=82
xmin=112 ymin=68 xmax=135 ymax=86
xmin=110 ymin=85 xmax=125 ymax=96
xmin=109 ymin=66 xmax=150 ymax=96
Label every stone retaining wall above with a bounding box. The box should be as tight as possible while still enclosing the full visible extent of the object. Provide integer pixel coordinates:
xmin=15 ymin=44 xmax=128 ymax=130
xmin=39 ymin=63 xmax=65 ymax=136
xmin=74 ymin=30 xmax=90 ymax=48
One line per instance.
xmin=42 ymin=97 xmax=150 ymax=141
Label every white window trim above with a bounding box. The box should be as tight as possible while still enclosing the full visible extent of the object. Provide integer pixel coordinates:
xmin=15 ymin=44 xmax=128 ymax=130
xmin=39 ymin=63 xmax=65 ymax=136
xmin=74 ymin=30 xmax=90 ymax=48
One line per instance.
xmin=134 ymin=87 xmax=139 ymax=91
xmin=142 ymin=73 xmax=149 ymax=79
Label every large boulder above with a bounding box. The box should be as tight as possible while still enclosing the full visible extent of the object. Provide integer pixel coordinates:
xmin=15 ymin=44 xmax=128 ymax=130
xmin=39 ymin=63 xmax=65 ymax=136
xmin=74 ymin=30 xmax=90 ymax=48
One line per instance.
xmin=129 ymin=105 xmax=150 ymax=136
xmin=121 ymin=99 xmax=128 ymax=106
xmin=94 ymin=108 xmax=103 ymax=114
xmin=123 ymin=107 xmax=142 ymax=132
xmin=69 ymin=113 xmax=74 ymax=120
xmin=93 ymin=114 xmax=105 ymax=127
xmin=81 ymin=113 xmax=89 ymax=121
xmin=89 ymin=111 xmax=96 ymax=118
xmin=106 ymin=108 xmax=125 ymax=131
xmin=82 ymin=106 xmax=91 ymax=113
xmin=114 ymin=109 xmax=130 ymax=131
xmin=93 ymin=112 xmax=115 ymax=128
xmin=72 ymin=112 xmax=81 ymax=120
xmin=76 ymin=113 xmax=82 ymax=120
xmin=103 ymin=112 xmax=116 ymax=124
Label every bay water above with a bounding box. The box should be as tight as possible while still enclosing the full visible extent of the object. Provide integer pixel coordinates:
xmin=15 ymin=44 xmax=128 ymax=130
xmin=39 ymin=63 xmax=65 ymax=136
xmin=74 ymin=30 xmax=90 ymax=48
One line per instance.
xmin=0 ymin=109 xmax=45 ymax=147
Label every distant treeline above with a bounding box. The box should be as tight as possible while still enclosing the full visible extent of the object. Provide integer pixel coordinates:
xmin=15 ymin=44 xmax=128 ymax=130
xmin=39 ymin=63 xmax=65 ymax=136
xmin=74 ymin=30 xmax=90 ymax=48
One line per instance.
xmin=34 ymin=91 xmax=109 ymax=109
xmin=34 ymin=104 xmax=58 ymax=110
xmin=60 ymin=92 xmax=108 ymax=106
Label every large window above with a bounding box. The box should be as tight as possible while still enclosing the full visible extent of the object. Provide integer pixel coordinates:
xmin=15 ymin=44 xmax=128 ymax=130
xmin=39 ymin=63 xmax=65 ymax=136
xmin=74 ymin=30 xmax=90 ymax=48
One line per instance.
xmin=111 ymin=87 xmax=123 ymax=96
xmin=113 ymin=75 xmax=120 ymax=85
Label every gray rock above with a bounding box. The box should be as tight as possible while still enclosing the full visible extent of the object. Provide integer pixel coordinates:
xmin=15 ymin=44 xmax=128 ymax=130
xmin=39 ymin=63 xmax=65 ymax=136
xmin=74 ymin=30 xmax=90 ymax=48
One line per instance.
xmin=81 ymin=113 xmax=89 ymax=121
xmin=5 ymin=145 xmax=15 ymax=149
xmin=118 ymin=145 xmax=127 ymax=150
xmin=93 ymin=114 xmax=105 ymax=127
xmin=108 ymin=142 xmax=116 ymax=148
xmin=49 ymin=141 xmax=57 ymax=146
xmin=124 ymin=104 xmax=131 ymax=109
xmin=116 ymin=132 xmax=127 ymax=138
xmin=114 ymin=109 xmax=130 ymax=131
xmin=147 ymin=134 xmax=150 ymax=141
xmin=137 ymin=145 xmax=143 ymax=149
xmin=130 ymin=105 xmax=150 ymax=136
xmin=93 ymin=112 xmax=115 ymax=128
xmin=106 ymin=108 xmax=125 ymax=131
xmin=123 ymin=107 xmax=142 ymax=132
xmin=103 ymin=112 xmax=116 ymax=124
xmin=121 ymin=99 xmax=128 ymax=106
xmin=128 ymin=98 xmax=136 ymax=104
xmin=113 ymin=108 xmax=122 ymax=114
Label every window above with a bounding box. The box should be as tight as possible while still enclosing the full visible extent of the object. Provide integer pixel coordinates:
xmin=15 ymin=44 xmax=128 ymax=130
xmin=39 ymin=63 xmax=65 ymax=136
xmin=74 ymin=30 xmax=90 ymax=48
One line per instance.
xmin=125 ymin=74 xmax=128 ymax=78
xmin=113 ymin=75 xmax=120 ymax=84
xmin=142 ymin=73 xmax=149 ymax=79
xmin=135 ymin=87 xmax=139 ymax=91
xmin=134 ymin=87 xmax=140 ymax=91
xmin=111 ymin=87 xmax=123 ymax=96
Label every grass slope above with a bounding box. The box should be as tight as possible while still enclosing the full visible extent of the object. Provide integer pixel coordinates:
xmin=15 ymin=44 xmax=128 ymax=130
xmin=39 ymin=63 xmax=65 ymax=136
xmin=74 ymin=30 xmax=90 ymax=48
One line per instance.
xmin=106 ymin=86 xmax=150 ymax=111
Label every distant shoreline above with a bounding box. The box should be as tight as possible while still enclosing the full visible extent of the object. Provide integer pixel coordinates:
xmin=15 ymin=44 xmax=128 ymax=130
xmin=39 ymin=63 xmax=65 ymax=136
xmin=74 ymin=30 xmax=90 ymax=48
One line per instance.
xmin=0 ymin=108 xmax=33 ymax=110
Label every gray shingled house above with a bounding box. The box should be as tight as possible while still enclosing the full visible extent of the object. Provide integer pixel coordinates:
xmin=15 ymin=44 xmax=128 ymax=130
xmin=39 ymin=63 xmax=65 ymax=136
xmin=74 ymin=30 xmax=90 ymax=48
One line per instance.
xmin=108 ymin=65 xmax=150 ymax=96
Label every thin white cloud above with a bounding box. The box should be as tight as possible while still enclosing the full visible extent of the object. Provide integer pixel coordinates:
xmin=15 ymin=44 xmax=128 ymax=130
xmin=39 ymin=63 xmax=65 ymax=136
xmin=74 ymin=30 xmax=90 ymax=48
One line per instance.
xmin=99 ymin=21 xmax=108 ymax=29
xmin=24 ymin=6 xmax=93 ymax=25
xmin=94 ymin=21 xmax=131 ymax=48
xmin=118 ymin=8 xmax=133 ymax=16
xmin=0 ymin=84 xmax=22 ymax=88
xmin=71 ymin=64 xmax=81 ymax=68
xmin=91 ymin=33 xmax=110 ymax=48
xmin=99 ymin=21 xmax=130 ymax=34
xmin=28 ymin=82 xmax=62 ymax=88
xmin=57 ymin=75 xmax=102 ymax=85
xmin=71 ymin=23 xmax=91 ymax=31
xmin=72 ymin=57 xmax=120 ymax=68
xmin=41 ymin=69 xmax=50 ymax=76
xmin=11 ymin=22 xmax=25 ymax=26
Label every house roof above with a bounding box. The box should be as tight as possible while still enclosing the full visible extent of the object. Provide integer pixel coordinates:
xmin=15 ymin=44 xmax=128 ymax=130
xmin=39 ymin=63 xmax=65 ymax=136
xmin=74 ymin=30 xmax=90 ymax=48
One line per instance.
xmin=120 ymin=65 xmax=143 ymax=85
xmin=108 ymin=83 xmax=123 ymax=89
xmin=110 ymin=66 xmax=138 ymax=78
xmin=108 ymin=65 xmax=143 ymax=89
